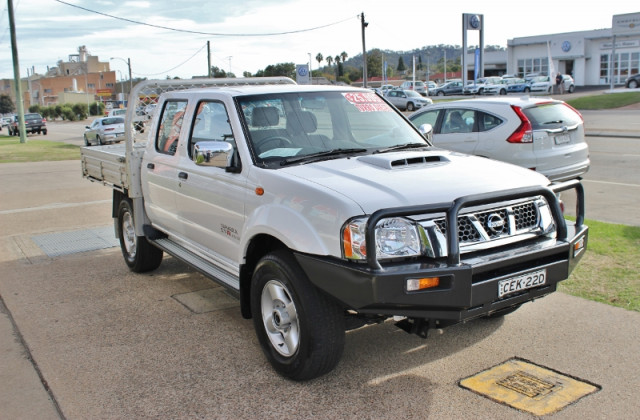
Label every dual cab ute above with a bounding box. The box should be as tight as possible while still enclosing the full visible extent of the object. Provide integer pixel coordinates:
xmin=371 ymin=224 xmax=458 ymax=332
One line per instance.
xmin=81 ymin=78 xmax=587 ymax=380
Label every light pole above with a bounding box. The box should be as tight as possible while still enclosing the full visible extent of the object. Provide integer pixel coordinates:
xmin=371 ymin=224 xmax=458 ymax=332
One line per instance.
xmin=308 ymin=53 xmax=312 ymax=84
xmin=110 ymin=57 xmax=132 ymax=94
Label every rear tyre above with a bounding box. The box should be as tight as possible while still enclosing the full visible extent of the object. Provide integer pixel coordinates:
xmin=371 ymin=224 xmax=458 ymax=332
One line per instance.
xmin=117 ymin=198 xmax=163 ymax=273
xmin=437 ymin=91 xmax=444 ymax=96
xmin=84 ymin=135 xmax=90 ymax=146
xmin=568 ymin=85 xmax=574 ymax=93
xmin=250 ymin=250 xmax=345 ymax=381
xmin=499 ymin=88 xmax=507 ymax=95
xmin=407 ymin=102 xmax=415 ymax=111
xmin=524 ymin=87 xmax=530 ymax=93
xmin=629 ymin=80 xmax=638 ymax=89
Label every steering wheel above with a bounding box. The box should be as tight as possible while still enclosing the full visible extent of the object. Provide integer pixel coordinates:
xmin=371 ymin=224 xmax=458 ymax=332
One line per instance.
xmin=256 ymin=136 xmax=293 ymax=152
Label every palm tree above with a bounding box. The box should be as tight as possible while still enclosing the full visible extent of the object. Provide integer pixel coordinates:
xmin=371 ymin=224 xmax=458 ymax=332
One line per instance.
xmin=316 ymin=53 xmax=323 ymax=68
xmin=326 ymin=56 xmax=333 ymax=67
xmin=340 ymin=51 xmax=348 ymax=63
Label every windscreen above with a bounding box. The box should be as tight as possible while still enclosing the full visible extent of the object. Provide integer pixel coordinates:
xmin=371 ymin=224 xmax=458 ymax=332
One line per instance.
xmin=237 ymin=90 xmax=428 ymax=166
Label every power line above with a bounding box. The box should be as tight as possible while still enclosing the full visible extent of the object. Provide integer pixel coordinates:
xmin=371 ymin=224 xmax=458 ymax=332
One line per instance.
xmin=53 ymin=0 xmax=356 ymax=37
xmin=133 ymin=43 xmax=207 ymax=77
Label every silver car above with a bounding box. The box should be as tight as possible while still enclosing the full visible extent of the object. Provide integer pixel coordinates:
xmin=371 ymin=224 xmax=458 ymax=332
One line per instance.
xmin=84 ymin=117 xmax=125 ymax=146
xmin=408 ymin=96 xmax=589 ymax=182
xmin=385 ymin=89 xmax=432 ymax=111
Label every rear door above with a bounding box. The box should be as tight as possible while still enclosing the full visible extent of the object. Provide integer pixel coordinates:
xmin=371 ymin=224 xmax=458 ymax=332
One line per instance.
xmin=524 ymin=102 xmax=589 ymax=180
xmin=432 ymin=107 xmax=478 ymax=154
xmin=141 ymin=98 xmax=188 ymax=235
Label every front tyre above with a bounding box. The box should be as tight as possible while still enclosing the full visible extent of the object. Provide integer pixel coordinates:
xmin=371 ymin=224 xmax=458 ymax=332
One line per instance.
xmin=406 ymin=102 xmax=415 ymax=111
xmin=117 ymin=198 xmax=163 ymax=272
xmin=251 ymin=250 xmax=345 ymax=381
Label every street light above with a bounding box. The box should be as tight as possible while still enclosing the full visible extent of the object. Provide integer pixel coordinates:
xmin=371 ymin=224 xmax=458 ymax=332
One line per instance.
xmin=110 ymin=57 xmax=132 ymax=95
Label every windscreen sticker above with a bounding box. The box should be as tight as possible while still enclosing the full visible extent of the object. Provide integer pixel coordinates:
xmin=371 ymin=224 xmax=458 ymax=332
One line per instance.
xmin=342 ymin=92 xmax=392 ymax=112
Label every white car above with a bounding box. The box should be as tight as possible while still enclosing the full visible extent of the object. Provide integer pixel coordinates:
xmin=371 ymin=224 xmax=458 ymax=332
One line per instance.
xmin=384 ymin=89 xmax=432 ymax=111
xmin=463 ymin=76 xmax=502 ymax=95
xmin=408 ymin=96 xmax=590 ymax=182
xmin=530 ymin=75 xmax=575 ymax=94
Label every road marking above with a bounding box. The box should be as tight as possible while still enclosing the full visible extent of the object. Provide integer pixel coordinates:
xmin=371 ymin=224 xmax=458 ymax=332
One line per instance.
xmin=0 ymin=200 xmax=111 ymax=215
xmin=584 ymin=179 xmax=640 ymax=188
xmin=459 ymin=358 xmax=600 ymax=416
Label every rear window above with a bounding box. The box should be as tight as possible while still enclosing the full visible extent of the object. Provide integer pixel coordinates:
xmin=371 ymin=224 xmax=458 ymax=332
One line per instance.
xmin=522 ymin=103 xmax=582 ymax=130
xmin=25 ymin=114 xmax=41 ymax=120
xmin=102 ymin=117 xmax=124 ymax=125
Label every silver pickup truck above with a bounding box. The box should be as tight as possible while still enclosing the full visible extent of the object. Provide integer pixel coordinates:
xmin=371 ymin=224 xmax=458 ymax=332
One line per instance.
xmin=81 ymin=78 xmax=588 ymax=380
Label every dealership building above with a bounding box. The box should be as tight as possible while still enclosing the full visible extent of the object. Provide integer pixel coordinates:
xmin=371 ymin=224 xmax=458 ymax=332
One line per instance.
xmin=468 ymin=12 xmax=640 ymax=87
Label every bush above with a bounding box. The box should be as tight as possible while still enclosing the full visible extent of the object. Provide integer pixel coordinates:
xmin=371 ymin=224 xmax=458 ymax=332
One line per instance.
xmin=72 ymin=103 xmax=88 ymax=120
xmin=89 ymin=102 xmax=105 ymax=116
xmin=60 ymin=106 xmax=76 ymax=121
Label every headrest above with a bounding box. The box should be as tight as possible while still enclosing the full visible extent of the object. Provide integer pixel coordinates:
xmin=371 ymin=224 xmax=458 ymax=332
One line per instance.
xmin=252 ymin=107 xmax=279 ymax=127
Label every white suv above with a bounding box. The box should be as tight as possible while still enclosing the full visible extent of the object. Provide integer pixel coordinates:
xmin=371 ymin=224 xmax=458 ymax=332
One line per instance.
xmin=408 ymin=96 xmax=589 ymax=182
xmin=400 ymin=80 xmax=427 ymax=96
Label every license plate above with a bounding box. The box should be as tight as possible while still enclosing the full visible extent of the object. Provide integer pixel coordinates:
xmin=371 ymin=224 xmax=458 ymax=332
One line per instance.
xmin=554 ymin=134 xmax=571 ymax=145
xmin=498 ymin=269 xmax=547 ymax=298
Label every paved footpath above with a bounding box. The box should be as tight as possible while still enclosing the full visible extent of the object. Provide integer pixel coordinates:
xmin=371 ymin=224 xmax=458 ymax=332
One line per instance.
xmin=1 ymin=113 xmax=640 ymax=418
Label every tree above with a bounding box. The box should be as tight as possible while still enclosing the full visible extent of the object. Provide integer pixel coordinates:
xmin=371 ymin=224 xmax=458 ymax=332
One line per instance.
xmin=316 ymin=53 xmax=323 ymax=68
xmin=397 ymin=56 xmax=406 ymax=72
xmin=326 ymin=56 xmax=333 ymax=67
xmin=255 ymin=63 xmax=296 ymax=78
xmin=0 ymin=94 xmax=14 ymax=114
xmin=340 ymin=51 xmax=348 ymax=63
xmin=366 ymin=49 xmax=383 ymax=78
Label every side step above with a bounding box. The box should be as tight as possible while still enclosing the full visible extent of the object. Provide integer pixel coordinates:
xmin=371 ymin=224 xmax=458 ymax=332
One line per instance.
xmin=151 ymin=238 xmax=240 ymax=291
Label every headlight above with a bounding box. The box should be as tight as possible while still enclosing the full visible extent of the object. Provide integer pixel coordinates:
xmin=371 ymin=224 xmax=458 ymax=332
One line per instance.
xmin=342 ymin=217 xmax=422 ymax=261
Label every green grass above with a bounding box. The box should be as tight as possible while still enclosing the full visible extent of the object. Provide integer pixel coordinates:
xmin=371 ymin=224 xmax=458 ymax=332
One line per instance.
xmin=559 ymin=219 xmax=640 ymax=312
xmin=0 ymin=136 xmax=80 ymax=163
xmin=566 ymin=91 xmax=640 ymax=110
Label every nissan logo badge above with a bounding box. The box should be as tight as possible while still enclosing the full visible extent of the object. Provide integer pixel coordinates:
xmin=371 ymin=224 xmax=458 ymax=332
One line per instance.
xmin=487 ymin=213 xmax=506 ymax=233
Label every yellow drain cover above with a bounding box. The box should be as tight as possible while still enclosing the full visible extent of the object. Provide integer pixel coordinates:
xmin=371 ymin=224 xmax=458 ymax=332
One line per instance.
xmin=459 ymin=358 xmax=600 ymax=416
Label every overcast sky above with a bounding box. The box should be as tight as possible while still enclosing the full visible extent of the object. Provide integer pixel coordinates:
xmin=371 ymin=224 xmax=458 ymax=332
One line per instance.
xmin=1 ymin=0 xmax=637 ymax=80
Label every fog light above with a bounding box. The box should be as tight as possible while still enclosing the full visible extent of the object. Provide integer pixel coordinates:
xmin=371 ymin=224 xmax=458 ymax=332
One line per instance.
xmin=407 ymin=277 xmax=440 ymax=292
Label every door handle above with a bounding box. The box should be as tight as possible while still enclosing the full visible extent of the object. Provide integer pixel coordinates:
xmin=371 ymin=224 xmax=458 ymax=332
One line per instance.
xmin=147 ymin=163 xmax=155 ymax=169
xmin=178 ymin=172 xmax=188 ymax=180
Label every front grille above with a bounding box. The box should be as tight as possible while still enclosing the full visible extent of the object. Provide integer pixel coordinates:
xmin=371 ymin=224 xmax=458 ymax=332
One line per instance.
xmin=424 ymin=198 xmax=546 ymax=251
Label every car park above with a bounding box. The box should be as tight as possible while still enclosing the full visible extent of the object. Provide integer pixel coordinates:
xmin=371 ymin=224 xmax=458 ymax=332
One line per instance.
xmin=8 ymin=113 xmax=47 ymax=136
xmin=408 ymin=96 xmax=590 ymax=182
xmin=400 ymin=80 xmax=427 ymax=96
xmin=83 ymin=116 xmax=125 ymax=146
xmin=625 ymin=73 xmax=640 ymax=89
xmin=384 ymin=89 xmax=432 ymax=111
xmin=429 ymin=80 xmax=464 ymax=96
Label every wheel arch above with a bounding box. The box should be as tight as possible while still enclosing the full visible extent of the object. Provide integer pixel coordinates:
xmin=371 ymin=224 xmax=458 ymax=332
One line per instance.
xmin=239 ymin=234 xmax=288 ymax=319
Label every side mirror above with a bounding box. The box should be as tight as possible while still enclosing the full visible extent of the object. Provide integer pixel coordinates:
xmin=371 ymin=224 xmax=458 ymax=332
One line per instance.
xmin=418 ymin=123 xmax=433 ymax=142
xmin=193 ymin=141 xmax=234 ymax=168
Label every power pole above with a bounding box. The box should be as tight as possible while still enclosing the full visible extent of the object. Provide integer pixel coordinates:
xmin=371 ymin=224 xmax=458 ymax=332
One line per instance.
xmin=207 ymin=41 xmax=212 ymax=78
xmin=8 ymin=0 xmax=27 ymax=143
xmin=361 ymin=12 xmax=368 ymax=88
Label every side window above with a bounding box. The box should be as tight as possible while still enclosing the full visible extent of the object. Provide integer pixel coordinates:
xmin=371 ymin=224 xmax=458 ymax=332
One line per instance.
xmin=442 ymin=109 xmax=474 ymax=134
xmin=411 ymin=110 xmax=439 ymax=128
xmin=156 ymin=100 xmax=187 ymax=155
xmin=189 ymin=101 xmax=234 ymax=158
xmin=478 ymin=111 xmax=503 ymax=132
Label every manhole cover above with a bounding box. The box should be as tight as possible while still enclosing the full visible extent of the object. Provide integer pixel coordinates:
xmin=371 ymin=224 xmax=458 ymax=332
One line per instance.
xmin=459 ymin=357 xmax=600 ymax=416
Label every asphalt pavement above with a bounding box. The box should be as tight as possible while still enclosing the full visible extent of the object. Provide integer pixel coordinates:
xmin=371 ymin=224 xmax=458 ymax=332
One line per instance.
xmin=1 ymin=104 xmax=639 ymax=419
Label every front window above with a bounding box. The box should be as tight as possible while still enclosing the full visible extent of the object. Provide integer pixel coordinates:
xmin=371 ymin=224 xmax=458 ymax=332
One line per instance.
xmin=237 ymin=90 xmax=429 ymax=167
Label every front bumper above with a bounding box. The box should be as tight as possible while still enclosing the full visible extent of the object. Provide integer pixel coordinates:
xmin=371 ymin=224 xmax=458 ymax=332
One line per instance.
xmin=296 ymin=180 xmax=587 ymax=324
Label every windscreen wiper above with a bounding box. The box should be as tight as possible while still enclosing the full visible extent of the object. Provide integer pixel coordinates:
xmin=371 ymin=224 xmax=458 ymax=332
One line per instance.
xmin=375 ymin=142 xmax=429 ymax=153
xmin=280 ymin=148 xmax=368 ymax=166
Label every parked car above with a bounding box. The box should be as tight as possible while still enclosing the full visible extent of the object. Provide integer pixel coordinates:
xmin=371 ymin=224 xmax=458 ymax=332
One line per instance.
xmin=625 ymin=73 xmax=640 ymax=89
xmin=429 ymin=80 xmax=464 ymax=96
xmin=530 ymin=75 xmax=574 ymax=94
xmin=83 ymin=116 xmax=125 ymax=146
xmin=408 ymin=96 xmax=590 ymax=182
xmin=107 ymin=107 xmax=145 ymax=132
xmin=8 ymin=113 xmax=47 ymax=136
xmin=426 ymin=81 xmax=437 ymax=91
xmin=384 ymin=89 xmax=432 ymax=111
xmin=463 ymin=76 xmax=502 ymax=95
xmin=506 ymin=78 xmax=532 ymax=93
xmin=400 ymin=80 xmax=427 ymax=96
xmin=482 ymin=78 xmax=511 ymax=95
xmin=0 ymin=116 xmax=12 ymax=130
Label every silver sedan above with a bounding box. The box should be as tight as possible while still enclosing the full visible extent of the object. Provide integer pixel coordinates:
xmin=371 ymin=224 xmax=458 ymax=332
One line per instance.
xmin=83 ymin=117 xmax=125 ymax=146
